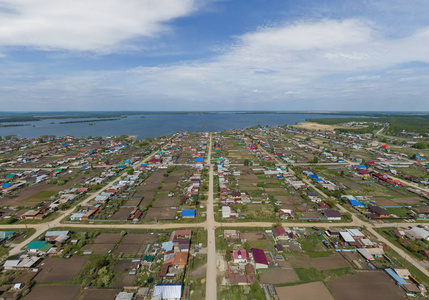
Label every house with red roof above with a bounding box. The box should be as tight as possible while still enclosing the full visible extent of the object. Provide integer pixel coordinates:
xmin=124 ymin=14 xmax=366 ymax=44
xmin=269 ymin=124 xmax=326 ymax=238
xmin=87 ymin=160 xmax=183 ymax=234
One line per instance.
xmin=272 ymin=226 xmax=288 ymax=241
xmin=233 ymin=250 xmax=250 ymax=264
xmin=251 ymin=248 xmax=268 ymax=269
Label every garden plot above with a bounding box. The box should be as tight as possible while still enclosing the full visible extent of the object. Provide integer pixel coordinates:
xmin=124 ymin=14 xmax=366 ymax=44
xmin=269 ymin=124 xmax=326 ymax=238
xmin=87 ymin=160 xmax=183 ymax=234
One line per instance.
xmin=391 ymin=197 xmax=424 ymax=205
xmin=371 ymin=197 xmax=400 ymax=206
xmin=81 ymin=243 xmax=116 ymax=255
xmin=113 ymin=260 xmax=135 ymax=272
xmin=312 ymin=255 xmax=350 ymax=270
xmin=275 ymin=282 xmax=334 ymax=300
xmin=276 ymin=195 xmax=304 ymax=205
xmin=327 ymin=272 xmax=406 ymax=300
xmin=152 ymin=197 xmax=180 ymax=207
xmin=285 ymin=254 xmax=313 ymax=268
xmin=109 ymin=208 xmax=133 ymax=220
xmin=164 ymin=174 xmax=182 ymax=184
xmin=124 ymin=199 xmax=142 ymax=207
xmin=94 ymin=233 xmax=122 ymax=244
xmin=109 ymin=273 xmax=136 ymax=288
xmin=35 ymin=257 xmax=87 ymax=283
xmin=79 ymin=288 xmax=120 ymax=300
xmin=144 ymin=170 xmax=166 ymax=185
xmin=260 ymin=268 xmax=299 ymax=284
xmin=25 ymin=285 xmax=81 ymax=300
xmin=144 ymin=207 xmax=176 ymax=220
xmin=159 ymin=183 xmax=176 ymax=193
xmin=265 ymin=187 xmax=286 ymax=193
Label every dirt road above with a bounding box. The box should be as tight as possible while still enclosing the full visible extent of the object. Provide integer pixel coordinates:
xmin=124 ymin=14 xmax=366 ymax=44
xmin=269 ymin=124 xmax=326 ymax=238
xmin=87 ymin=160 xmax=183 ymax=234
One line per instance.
xmin=206 ymin=133 xmax=217 ymax=300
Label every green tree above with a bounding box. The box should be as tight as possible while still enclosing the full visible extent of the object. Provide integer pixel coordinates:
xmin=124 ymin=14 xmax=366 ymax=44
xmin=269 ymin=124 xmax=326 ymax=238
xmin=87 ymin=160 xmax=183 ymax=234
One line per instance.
xmin=409 ymin=244 xmax=420 ymax=252
xmin=412 ymin=142 xmax=427 ymax=149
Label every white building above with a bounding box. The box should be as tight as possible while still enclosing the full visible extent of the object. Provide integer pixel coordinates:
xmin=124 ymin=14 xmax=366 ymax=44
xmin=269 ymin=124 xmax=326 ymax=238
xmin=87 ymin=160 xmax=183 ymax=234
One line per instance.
xmin=222 ymin=206 xmax=231 ymax=218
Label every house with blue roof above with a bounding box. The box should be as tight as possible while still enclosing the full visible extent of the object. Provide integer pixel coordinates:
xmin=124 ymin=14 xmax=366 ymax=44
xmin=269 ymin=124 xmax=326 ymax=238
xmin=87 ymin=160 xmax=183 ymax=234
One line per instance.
xmin=194 ymin=158 xmax=204 ymax=163
xmin=182 ymin=210 xmax=196 ymax=218
xmin=349 ymin=199 xmax=365 ymax=206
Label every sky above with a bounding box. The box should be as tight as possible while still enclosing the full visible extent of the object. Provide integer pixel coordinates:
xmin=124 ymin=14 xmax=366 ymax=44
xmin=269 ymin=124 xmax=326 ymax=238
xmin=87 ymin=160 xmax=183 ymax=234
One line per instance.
xmin=1 ymin=0 xmax=429 ymax=111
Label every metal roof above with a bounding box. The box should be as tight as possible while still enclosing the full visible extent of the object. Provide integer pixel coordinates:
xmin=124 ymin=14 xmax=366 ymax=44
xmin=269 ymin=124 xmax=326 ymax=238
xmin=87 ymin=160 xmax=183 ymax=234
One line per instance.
xmin=385 ymin=268 xmax=407 ymax=286
xmin=357 ymin=249 xmax=373 ymax=260
xmin=252 ymin=248 xmax=268 ymax=265
xmin=340 ymin=232 xmax=355 ymax=243
xmin=347 ymin=229 xmax=364 ymax=237
xmin=153 ymin=283 xmax=182 ymax=299
xmin=182 ymin=210 xmax=196 ymax=217
xmin=26 ymin=240 xmax=47 ymax=250
xmin=45 ymin=231 xmax=69 ymax=237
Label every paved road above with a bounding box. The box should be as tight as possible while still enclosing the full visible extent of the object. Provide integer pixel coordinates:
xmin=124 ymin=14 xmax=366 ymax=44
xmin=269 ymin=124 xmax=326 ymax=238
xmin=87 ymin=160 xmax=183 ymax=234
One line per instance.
xmin=206 ymin=133 xmax=217 ymax=300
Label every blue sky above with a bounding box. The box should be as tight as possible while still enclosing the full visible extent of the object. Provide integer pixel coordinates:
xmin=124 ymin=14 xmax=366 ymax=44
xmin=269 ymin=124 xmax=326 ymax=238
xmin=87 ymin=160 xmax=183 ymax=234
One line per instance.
xmin=1 ymin=0 xmax=429 ymax=111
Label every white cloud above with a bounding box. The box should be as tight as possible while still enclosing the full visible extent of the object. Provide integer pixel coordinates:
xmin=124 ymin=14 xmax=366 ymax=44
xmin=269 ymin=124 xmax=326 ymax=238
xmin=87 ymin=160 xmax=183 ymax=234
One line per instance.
xmin=2 ymin=18 xmax=429 ymax=110
xmin=0 ymin=0 xmax=197 ymax=52
xmin=346 ymin=75 xmax=381 ymax=82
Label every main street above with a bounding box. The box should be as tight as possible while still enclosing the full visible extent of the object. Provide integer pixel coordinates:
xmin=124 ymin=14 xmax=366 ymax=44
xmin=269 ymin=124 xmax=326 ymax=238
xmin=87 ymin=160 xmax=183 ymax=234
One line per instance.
xmin=205 ymin=133 xmax=217 ymax=300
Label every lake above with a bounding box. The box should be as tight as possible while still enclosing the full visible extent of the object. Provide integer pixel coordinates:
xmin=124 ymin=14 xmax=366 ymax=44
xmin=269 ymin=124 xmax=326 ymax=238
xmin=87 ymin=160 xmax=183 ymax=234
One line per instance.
xmin=0 ymin=113 xmax=351 ymax=139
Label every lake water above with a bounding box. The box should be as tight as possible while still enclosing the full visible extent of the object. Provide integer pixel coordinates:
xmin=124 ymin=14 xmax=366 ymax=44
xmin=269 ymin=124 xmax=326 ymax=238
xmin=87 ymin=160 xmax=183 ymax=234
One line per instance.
xmin=0 ymin=113 xmax=350 ymax=139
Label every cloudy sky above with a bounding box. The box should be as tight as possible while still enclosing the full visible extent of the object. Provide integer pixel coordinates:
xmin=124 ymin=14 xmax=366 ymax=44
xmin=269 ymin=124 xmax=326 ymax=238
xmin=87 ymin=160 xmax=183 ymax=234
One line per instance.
xmin=1 ymin=0 xmax=429 ymax=111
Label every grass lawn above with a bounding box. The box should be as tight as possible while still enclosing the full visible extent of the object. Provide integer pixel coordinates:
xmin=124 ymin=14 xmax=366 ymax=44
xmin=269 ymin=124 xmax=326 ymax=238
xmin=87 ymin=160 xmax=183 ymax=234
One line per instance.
xmin=26 ymin=190 xmax=57 ymax=202
xmin=385 ymin=207 xmax=411 ymax=218
xmin=193 ymin=228 xmax=208 ymax=248
xmin=295 ymin=267 xmax=325 ymax=283
xmin=248 ymin=239 xmax=274 ymax=251
xmin=191 ymin=254 xmax=207 ymax=270
xmin=189 ymin=278 xmax=206 ymax=300
xmin=323 ymin=267 xmax=352 ymax=278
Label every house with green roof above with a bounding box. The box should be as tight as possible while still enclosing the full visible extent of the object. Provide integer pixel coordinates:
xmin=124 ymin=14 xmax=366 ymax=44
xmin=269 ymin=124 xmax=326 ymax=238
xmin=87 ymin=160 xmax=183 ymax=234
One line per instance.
xmin=26 ymin=241 xmax=47 ymax=252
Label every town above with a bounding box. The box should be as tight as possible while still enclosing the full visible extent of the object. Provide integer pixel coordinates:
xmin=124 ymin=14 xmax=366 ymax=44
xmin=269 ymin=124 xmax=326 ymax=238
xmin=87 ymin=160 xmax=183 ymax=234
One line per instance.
xmin=0 ymin=121 xmax=429 ymax=300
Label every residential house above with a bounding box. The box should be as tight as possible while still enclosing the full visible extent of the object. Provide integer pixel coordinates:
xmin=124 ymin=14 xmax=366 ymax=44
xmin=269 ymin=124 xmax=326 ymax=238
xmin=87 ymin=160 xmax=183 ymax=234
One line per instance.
xmin=272 ymin=226 xmax=288 ymax=241
xmin=233 ymin=250 xmax=250 ymax=264
xmin=324 ymin=210 xmax=342 ymax=221
xmin=251 ymin=248 xmax=268 ymax=269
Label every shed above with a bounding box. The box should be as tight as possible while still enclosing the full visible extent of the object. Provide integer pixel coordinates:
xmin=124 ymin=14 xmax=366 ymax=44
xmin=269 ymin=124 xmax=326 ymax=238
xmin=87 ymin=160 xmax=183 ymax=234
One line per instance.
xmin=385 ymin=268 xmax=407 ymax=286
xmin=153 ymin=283 xmax=182 ymax=299
xmin=222 ymin=206 xmax=231 ymax=218
xmin=339 ymin=232 xmax=354 ymax=243
xmin=348 ymin=199 xmax=364 ymax=206
xmin=357 ymin=249 xmax=374 ymax=261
